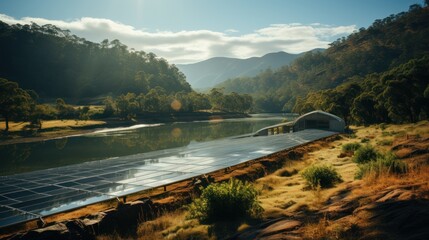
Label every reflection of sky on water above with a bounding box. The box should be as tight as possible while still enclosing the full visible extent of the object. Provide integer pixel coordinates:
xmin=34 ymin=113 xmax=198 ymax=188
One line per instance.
xmin=0 ymin=115 xmax=288 ymax=176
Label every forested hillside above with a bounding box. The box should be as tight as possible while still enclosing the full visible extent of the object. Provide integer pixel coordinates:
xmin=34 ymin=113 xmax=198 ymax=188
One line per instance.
xmin=294 ymin=56 xmax=429 ymax=124
xmin=0 ymin=21 xmax=191 ymax=99
xmin=218 ymin=4 xmax=429 ymax=115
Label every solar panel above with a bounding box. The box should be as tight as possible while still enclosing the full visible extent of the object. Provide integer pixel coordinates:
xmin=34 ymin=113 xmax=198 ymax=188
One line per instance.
xmin=0 ymin=129 xmax=336 ymax=228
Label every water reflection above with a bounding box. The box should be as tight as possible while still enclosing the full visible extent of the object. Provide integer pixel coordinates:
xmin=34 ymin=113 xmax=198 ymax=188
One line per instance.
xmin=54 ymin=138 xmax=68 ymax=150
xmin=0 ymin=114 xmax=287 ymax=176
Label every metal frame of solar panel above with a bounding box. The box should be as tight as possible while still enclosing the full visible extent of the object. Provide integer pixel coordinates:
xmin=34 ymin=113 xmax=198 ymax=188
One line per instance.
xmin=0 ymin=129 xmax=336 ymax=228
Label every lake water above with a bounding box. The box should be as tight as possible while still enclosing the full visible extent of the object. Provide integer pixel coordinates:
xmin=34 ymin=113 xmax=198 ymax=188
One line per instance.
xmin=0 ymin=114 xmax=292 ymax=176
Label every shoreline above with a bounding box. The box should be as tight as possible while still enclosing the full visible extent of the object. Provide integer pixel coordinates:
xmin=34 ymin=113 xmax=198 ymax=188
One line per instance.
xmin=0 ymin=112 xmax=250 ymax=146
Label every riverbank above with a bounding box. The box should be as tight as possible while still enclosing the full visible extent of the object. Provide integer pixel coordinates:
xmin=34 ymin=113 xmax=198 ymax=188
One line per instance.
xmin=0 ymin=112 xmax=249 ymax=146
xmin=3 ymin=121 xmax=428 ymax=240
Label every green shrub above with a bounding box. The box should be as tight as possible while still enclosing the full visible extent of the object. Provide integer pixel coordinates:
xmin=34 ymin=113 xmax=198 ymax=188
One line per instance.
xmin=360 ymin=138 xmax=370 ymax=143
xmin=352 ymin=145 xmax=379 ymax=164
xmin=377 ymin=139 xmax=393 ymax=146
xmin=300 ymin=165 xmax=343 ymax=189
xmin=355 ymin=153 xmax=407 ymax=179
xmin=187 ymin=179 xmax=263 ymax=222
xmin=341 ymin=142 xmax=362 ymax=153
xmin=346 ymin=133 xmax=357 ymax=138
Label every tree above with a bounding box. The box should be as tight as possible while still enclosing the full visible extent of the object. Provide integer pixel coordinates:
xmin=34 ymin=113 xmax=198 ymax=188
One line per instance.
xmin=209 ymin=88 xmax=225 ymax=111
xmin=0 ymin=78 xmax=34 ymax=132
xmin=326 ymin=83 xmax=362 ymax=125
xmin=351 ymin=93 xmax=378 ymax=124
xmin=31 ymin=104 xmax=57 ymax=130
xmin=103 ymin=96 xmax=116 ymax=116
xmin=188 ymin=92 xmax=211 ymax=111
xmin=115 ymin=93 xmax=138 ymax=119
xmin=55 ymin=98 xmax=77 ymax=119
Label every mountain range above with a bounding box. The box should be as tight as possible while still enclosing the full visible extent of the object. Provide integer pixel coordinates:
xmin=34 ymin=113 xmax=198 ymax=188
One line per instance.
xmin=176 ymin=50 xmax=323 ymax=89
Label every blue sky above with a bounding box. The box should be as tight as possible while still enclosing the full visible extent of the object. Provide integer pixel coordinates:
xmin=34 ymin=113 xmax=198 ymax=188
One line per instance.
xmin=0 ymin=0 xmax=423 ymax=63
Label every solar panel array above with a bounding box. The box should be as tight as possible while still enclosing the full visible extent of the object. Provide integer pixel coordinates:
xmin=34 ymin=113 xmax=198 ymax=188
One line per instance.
xmin=0 ymin=129 xmax=336 ymax=228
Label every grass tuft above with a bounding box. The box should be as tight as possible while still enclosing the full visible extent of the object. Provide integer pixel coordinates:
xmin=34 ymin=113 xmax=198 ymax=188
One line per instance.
xmin=187 ymin=179 xmax=263 ymax=222
xmin=300 ymin=165 xmax=343 ymax=189
xmin=352 ymin=145 xmax=379 ymax=164
xmin=341 ymin=142 xmax=362 ymax=153
xmin=355 ymin=152 xmax=407 ymax=179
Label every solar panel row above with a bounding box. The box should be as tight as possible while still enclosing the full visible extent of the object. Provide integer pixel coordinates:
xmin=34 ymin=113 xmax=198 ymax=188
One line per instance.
xmin=0 ymin=129 xmax=336 ymax=228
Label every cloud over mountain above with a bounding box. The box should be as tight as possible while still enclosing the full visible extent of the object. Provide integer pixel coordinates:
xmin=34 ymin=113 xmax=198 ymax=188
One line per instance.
xmin=0 ymin=14 xmax=356 ymax=64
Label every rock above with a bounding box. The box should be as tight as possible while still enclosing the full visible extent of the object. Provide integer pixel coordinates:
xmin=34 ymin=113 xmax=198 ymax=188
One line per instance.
xmin=354 ymin=199 xmax=429 ymax=239
xmin=320 ymin=198 xmax=360 ymax=219
xmin=98 ymin=198 xmax=158 ymax=236
xmin=191 ymin=175 xmax=214 ymax=192
xmin=65 ymin=220 xmax=95 ymax=240
xmin=6 ymin=199 xmax=158 ymax=240
xmin=258 ymin=220 xmax=301 ymax=238
xmin=11 ymin=225 xmax=67 ymax=239
xmin=259 ymin=233 xmax=302 ymax=240
xmin=8 ymin=221 xmax=94 ymax=240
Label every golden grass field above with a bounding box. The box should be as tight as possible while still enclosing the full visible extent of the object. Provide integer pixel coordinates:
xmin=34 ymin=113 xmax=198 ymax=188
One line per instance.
xmin=0 ymin=119 xmax=106 ymax=132
xmin=0 ymin=119 xmax=107 ymax=145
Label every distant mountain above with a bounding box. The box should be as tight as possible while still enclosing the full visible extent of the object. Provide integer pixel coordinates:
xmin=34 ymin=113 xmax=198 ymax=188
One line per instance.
xmin=176 ymin=50 xmax=321 ymax=89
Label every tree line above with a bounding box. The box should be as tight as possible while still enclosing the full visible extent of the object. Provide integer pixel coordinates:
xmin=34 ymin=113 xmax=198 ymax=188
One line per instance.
xmin=105 ymin=88 xmax=253 ymax=119
xmin=217 ymin=4 xmax=429 ymax=116
xmin=0 ymin=77 xmax=95 ymax=131
xmin=0 ymin=77 xmax=253 ymax=132
xmin=293 ymin=56 xmax=429 ymax=125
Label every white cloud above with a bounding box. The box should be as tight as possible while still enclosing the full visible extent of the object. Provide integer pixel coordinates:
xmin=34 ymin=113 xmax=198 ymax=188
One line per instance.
xmin=225 ymin=29 xmax=239 ymax=33
xmin=0 ymin=14 xmax=356 ymax=64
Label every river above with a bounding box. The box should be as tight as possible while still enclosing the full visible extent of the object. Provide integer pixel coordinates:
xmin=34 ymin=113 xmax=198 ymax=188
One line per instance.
xmin=0 ymin=114 xmax=293 ymax=176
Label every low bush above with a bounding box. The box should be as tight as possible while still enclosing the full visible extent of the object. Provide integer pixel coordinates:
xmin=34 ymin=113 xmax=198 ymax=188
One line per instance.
xmin=278 ymin=168 xmax=298 ymax=177
xmin=341 ymin=142 xmax=362 ymax=153
xmin=352 ymin=145 xmax=379 ymax=164
xmin=355 ymin=153 xmax=407 ymax=179
xmin=187 ymin=179 xmax=263 ymax=222
xmin=300 ymin=165 xmax=342 ymax=189
xmin=379 ymin=123 xmax=387 ymax=130
xmin=377 ymin=139 xmax=393 ymax=146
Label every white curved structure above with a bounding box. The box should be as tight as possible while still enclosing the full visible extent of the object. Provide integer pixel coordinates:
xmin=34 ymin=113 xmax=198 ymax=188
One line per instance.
xmin=293 ymin=110 xmax=345 ymax=132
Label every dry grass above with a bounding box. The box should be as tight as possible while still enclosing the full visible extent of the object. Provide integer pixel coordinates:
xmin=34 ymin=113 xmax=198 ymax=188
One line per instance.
xmin=353 ymin=164 xmax=429 ymax=198
xmin=302 ymin=216 xmax=331 ymax=240
xmin=136 ymin=210 xmax=216 ymax=240
xmin=0 ymin=120 xmax=105 ymax=132
xmin=46 ymin=200 xmax=118 ymax=224
xmin=302 ymin=216 xmax=361 ymax=240
xmin=255 ymin=133 xmax=358 ymax=217
xmin=137 ymin=210 xmax=186 ymax=239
